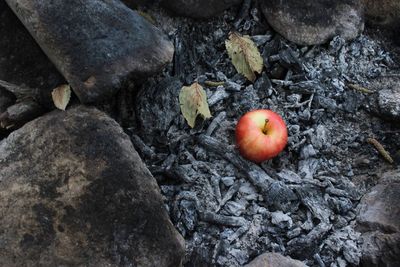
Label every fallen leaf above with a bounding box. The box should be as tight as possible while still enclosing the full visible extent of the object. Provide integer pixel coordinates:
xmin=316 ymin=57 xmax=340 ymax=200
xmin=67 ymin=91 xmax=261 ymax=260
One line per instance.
xmin=52 ymin=84 xmax=71 ymax=111
xmin=225 ymin=32 xmax=263 ymax=82
xmin=179 ymin=82 xmax=212 ymax=128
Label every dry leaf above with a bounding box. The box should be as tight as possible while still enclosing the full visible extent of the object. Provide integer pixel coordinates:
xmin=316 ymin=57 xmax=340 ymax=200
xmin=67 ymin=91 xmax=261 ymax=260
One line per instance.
xmin=52 ymin=84 xmax=71 ymax=111
xmin=225 ymin=32 xmax=263 ymax=82
xmin=179 ymin=82 xmax=212 ymax=128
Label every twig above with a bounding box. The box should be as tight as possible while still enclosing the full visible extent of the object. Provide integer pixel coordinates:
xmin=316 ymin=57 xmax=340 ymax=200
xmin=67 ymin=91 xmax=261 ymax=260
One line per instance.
xmin=367 ymin=138 xmax=394 ymax=164
xmin=204 ymin=80 xmax=225 ymax=87
xmin=348 ymin=83 xmax=374 ymax=94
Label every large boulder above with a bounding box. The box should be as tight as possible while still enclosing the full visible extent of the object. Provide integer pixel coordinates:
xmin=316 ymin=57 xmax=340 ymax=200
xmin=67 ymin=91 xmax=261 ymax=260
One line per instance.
xmin=160 ymin=0 xmax=242 ymax=18
xmin=357 ymin=170 xmax=400 ymax=266
xmin=5 ymin=0 xmax=174 ymax=103
xmin=362 ymin=0 xmax=400 ymax=26
xmin=0 ymin=106 xmax=184 ymax=266
xmin=0 ymin=2 xmax=64 ymax=108
xmin=261 ymin=0 xmax=364 ymax=45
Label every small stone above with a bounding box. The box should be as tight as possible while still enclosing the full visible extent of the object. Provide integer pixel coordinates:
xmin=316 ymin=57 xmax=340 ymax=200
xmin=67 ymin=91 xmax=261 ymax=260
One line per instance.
xmin=244 ymin=252 xmax=307 ymax=267
xmin=5 ymin=0 xmax=174 ymax=103
xmin=260 ymin=0 xmax=364 ymax=45
xmin=160 ymin=0 xmax=242 ymax=18
xmin=0 ymin=106 xmax=184 ymax=266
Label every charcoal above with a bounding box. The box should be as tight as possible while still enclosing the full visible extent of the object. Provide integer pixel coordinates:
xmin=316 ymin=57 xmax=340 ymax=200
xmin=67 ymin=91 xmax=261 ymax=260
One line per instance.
xmin=298 ymin=158 xmax=320 ymax=180
xmin=271 ymin=211 xmax=293 ymax=229
xmin=209 ymin=87 xmax=230 ymax=106
xmin=265 ymin=181 xmax=298 ymax=212
xmin=200 ymin=211 xmax=248 ymax=227
xmin=279 ymin=47 xmax=304 ymax=73
xmin=136 ymin=77 xmax=182 ymax=144
xmin=252 ymin=34 xmax=274 ymax=46
xmin=224 ymin=200 xmax=248 ymax=217
xmin=225 ymin=81 xmax=242 ymax=92
xmin=295 ymin=185 xmax=332 ymax=222
xmin=289 ymin=81 xmax=325 ymax=94
xmin=300 ymin=144 xmax=317 ymax=159
xmin=287 ymin=222 xmax=332 ymax=259
xmin=122 ymin=4 xmax=396 ymax=266
xmin=221 ymin=176 xmax=236 ymax=187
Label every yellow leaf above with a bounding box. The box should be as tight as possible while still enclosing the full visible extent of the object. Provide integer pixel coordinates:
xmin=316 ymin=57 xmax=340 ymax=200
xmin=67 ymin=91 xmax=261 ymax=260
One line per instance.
xmin=179 ymin=83 xmax=212 ymax=128
xmin=225 ymin=32 xmax=263 ymax=82
xmin=52 ymin=84 xmax=71 ymax=111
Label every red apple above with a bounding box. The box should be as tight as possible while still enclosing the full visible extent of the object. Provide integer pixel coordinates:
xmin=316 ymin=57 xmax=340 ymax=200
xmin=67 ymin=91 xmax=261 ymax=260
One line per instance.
xmin=235 ymin=109 xmax=288 ymax=163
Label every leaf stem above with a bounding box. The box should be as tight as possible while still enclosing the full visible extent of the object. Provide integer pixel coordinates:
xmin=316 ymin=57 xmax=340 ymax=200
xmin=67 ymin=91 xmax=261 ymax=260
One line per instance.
xmin=262 ymin=119 xmax=269 ymax=134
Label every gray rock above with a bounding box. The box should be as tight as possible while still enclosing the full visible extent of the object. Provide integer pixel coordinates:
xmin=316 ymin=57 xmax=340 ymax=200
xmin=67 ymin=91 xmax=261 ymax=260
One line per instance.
xmin=0 ymin=2 xmax=64 ymax=108
xmin=160 ymin=0 xmax=242 ymax=18
xmin=5 ymin=0 xmax=174 ymax=103
xmin=378 ymin=87 xmax=400 ymax=122
xmin=362 ymin=0 xmax=400 ymax=26
xmin=261 ymin=0 xmax=364 ymax=45
xmin=357 ymin=180 xmax=400 ymax=233
xmin=0 ymin=106 xmax=184 ymax=266
xmin=244 ymin=252 xmax=307 ymax=267
xmin=360 ymin=231 xmax=400 ymax=267
xmin=357 ymin=171 xmax=400 ymax=267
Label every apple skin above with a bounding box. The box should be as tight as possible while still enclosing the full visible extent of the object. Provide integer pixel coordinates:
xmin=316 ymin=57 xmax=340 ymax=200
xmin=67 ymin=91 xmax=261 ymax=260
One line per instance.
xmin=235 ymin=109 xmax=288 ymax=163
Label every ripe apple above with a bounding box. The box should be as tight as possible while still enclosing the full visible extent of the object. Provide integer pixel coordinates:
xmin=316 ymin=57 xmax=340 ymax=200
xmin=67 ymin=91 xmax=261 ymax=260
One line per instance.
xmin=235 ymin=109 xmax=288 ymax=163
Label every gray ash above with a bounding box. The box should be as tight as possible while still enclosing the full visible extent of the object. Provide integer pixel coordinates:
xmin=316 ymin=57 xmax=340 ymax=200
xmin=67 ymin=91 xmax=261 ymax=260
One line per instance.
xmin=126 ymin=4 xmax=399 ymax=267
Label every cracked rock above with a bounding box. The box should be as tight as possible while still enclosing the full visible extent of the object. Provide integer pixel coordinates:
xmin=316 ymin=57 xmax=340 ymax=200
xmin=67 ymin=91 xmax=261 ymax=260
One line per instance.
xmin=0 ymin=106 xmax=184 ymax=267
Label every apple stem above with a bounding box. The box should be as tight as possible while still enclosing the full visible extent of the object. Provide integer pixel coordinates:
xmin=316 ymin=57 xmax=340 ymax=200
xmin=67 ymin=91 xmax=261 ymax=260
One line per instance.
xmin=262 ymin=119 xmax=269 ymax=134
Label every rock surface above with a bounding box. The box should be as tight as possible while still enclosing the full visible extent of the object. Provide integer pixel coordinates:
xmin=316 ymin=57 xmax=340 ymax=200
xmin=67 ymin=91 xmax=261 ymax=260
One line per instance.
xmin=0 ymin=2 xmax=64 ymax=108
xmin=362 ymin=0 xmax=400 ymax=26
xmin=368 ymin=77 xmax=400 ymax=122
xmin=5 ymin=0 xmax=174 ymax=103
xmin=357 ymin=170 xmax=400 ymax=266
xmin=0 ymin=106 xmax=184 ymax=267
xmin=378 ymin=87 xmax=400 ymax=122
xmin=160 ymin=0 xmax=242 ymax=18
xmin=261 ymin=0 xmax=364 ymax=45
xmin=244 ymin=252 xmax=307 ymax=267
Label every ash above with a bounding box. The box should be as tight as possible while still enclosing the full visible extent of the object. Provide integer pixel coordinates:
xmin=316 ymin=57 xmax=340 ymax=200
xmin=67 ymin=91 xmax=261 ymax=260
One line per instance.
xmin=126 ymin=4 xmax=398 ymax=267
